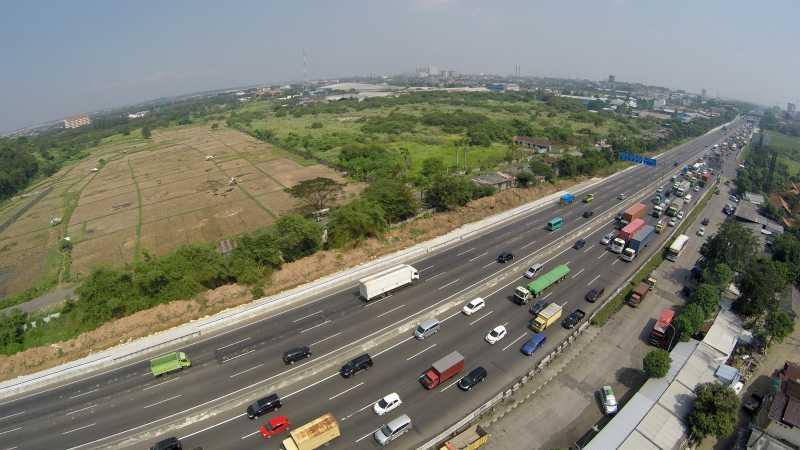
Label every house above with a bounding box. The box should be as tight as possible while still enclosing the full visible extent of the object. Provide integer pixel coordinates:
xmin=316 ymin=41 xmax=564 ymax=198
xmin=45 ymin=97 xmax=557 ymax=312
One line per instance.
xmin=754 ymin=361 xmax=800 ymax=448
xmin=513 ymin=136 xmax=552 ymax=153
xmin=744 ymin=192 xmax=765 ymax=206
xmin=472 ymin=172 xmax=516 ymax=192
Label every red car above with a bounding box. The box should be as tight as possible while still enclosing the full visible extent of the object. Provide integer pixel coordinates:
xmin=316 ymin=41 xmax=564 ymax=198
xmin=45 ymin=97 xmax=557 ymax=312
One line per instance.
xmin=259 ymin=416 xmax=290 ymax=439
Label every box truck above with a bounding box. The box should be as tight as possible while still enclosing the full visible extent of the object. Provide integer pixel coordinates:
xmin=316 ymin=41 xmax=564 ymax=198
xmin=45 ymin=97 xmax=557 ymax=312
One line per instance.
xmin=358 ymin=265 xmax=419 ymax=301
xmin=281 ymin=413 xmax=340 ymax=450
xmin=419 ymin=351 xmax=465 ymax=389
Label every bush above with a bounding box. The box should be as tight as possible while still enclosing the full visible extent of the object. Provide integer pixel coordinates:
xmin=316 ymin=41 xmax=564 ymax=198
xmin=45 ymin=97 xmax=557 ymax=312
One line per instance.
xmin=364 ymin=179 xmax=418 ymax=223
xmin=687 ymin=382 xmax=738 ymax=440
xmin=273 ymin=214 xmax=323 ymax=262
xmin=327 ymin=199 xmax=387 ymax=248
xmin=643 ymin=349 xmax=672 ymax=378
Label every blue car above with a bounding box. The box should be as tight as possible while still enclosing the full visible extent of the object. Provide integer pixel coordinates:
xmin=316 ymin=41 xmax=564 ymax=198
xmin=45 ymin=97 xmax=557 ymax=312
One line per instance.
xmin=520 ymin=333 xmax=547 ymax=356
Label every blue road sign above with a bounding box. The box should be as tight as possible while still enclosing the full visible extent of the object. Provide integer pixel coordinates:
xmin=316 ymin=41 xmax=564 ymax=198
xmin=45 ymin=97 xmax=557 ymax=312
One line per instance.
xmin=619 ymin=151 xmax=657 ymax=167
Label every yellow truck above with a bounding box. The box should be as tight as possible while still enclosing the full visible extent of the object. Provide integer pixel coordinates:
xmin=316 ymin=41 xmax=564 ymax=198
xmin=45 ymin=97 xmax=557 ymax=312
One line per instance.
xmin=529 ymin=303 xmax=563 ymax=332
xmin=583 ymin=193 xmax=594 ymax=203
xmin=282 ymin=413 xmax=340 ymax=450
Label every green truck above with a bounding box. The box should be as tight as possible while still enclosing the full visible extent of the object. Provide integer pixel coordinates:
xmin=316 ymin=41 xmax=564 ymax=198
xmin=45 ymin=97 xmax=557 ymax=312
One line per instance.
xmin=513 ymin=265 xmax=570 ymax=304
xmin=150 ymin=351 xmax=192 ymax=377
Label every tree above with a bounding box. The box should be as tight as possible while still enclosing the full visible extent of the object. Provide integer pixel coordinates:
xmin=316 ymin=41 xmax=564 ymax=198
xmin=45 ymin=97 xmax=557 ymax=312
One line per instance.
xmin=234 ymin=229 xmax=284 ymax=269
xmin=529 ymin=159 xmax=554 ymax=182
xmin=425 ymin=175 xmax=475 ymax=211
xmin=689 ymin=283 xmax=720 ymax=319
xmin=674 ymin=304 xmax=705 ymax=341
xmin=420 ymin=157 xmax=446 ymax=180
xmin=643 ymin=349 xmax=672 ymax=378
xmin=687 ymin=382 xmax=739 ymax=440
xmin=0 ymin=309 xmax=28 ymax=349
xmin=142 ymin=126 xmax=152 ymax=139
xmin=703 ymin=263 xmax=733 ymax=290
xmin=210 ymin=123 xmax=220 ymax=130
xmin=736 ymin=258 xmax=791 ymax=317
xmin=364 ymin=179 xmax=418 ymax=223
xmin=772 ymin=233 xmax=800 ymax=283
xmin=515 ymin=170 xmax=538 ymax=188
xmin=327 ymin=198 xmax=387 ymax=248
xmin=700 ymin=221 xmax=757 ymax=273
xmin=284 ymin=177 xmax=345 ymax=212
xmin=273 ymin=214 xmax=323 ymax=262
xmin=763 ymin=310 xmax=795 ymax=347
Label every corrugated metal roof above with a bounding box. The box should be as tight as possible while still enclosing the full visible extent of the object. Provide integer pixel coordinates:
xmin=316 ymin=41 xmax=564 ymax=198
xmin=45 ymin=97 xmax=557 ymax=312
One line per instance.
xmin=702 ymin=309 xmax=742 ymax=357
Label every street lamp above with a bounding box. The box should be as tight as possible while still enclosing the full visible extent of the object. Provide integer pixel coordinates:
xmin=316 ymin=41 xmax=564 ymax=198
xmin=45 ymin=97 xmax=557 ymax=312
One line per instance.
xmin=666 ymin=322 xmax=677 ymax=351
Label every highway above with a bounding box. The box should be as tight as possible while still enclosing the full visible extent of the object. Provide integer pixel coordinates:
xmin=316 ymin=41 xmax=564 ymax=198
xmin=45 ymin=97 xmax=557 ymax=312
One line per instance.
xmin=0 ymin=120 xmax=743 ymax=450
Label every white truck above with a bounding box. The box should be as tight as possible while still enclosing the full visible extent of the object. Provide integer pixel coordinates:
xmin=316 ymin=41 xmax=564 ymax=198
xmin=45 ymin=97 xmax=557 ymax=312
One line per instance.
xmin=358 ymin=264 xmax=420 ymax=301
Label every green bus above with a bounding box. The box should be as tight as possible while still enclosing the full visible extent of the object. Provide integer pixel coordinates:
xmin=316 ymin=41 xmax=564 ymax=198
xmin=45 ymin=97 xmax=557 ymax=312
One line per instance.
xmin=526 ymin=264 xmax=571 ymax=297
xmin=547 ymin=217 xmax=564 ymax=231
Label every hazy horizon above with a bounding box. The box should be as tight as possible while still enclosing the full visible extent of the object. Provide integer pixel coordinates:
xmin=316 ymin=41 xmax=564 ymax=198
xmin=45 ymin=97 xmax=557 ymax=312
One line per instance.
xmin=2 ymin=0 xmax=798 ymax=133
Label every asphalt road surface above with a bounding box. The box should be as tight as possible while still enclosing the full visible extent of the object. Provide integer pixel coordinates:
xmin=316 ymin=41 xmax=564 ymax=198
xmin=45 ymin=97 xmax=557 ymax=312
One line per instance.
xmin=0 ymin=121 xmax=745 ymax=450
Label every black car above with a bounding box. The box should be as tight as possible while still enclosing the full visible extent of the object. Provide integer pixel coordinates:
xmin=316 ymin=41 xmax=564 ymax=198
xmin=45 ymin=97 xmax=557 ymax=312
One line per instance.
xmin=457 ymin=366 xmax=487 ymax=391
xmin=585 ymin=287 xmax=605 ymax=303
xmin=247 ymin=393 xmax=282 ymax=419
xmin=562 ymin=309 xmax=586 ymax=329
xmin=582 ymin=210 xmax=594 ymax=219
xmin=529 ymin=300 xmax=549 ymax=315
xmin=150 ymin=437 xmax=182 ymax=450
xmin=573 ymin=239 xmax=586 ymax=250
xmin=701 ymin=217 xmax=710 ymax=226
xmin=340 ymin=353 xmax=373 ymax=378
xmin=497 ymin=252 xmax=514 ymax=263
xmin=283 ymin=346 xmax=311 ymax=364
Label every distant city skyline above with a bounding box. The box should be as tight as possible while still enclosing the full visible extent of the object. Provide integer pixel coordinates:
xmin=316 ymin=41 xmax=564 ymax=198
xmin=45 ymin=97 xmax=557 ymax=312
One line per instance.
xmin=1 ymin=0 xmax=798 ymax=133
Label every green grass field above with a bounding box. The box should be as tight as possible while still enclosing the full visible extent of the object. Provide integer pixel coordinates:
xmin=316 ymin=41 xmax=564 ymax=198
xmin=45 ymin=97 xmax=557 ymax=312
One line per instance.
xmin=767 ymin=130 xmax=800 ymax=176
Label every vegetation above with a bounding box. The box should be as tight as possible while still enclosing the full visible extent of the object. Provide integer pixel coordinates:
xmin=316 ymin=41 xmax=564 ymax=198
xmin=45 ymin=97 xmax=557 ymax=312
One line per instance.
xmin=643 ymin=349 xmax=671 ymax=378
xmin=687 ymin=382 xmax=739 ymax=441
xmin=284 ymin=177 xmax=345 ymax=212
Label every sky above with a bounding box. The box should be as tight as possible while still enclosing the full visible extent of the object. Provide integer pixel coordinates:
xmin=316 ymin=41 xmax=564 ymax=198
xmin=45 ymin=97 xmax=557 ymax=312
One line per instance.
xmin=1 ymin=0 xmax=798 ymax=133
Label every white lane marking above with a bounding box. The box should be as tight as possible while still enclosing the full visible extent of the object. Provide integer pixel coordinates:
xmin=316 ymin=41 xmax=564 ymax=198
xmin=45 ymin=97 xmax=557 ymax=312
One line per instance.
xmin=439 ymin=378 xmax=462 ymax=392
xmin=241 ymin=430 xmax=260 ymax=439
xmin=543 ymin=292 xmax=553 ymax=300
xmin=309 ymin=332 xmax=342 ymax=347
xmin=66 ymin=404 xmax=96 ymax=415
xmin=215 ymin=337 xmax=250 ymax=351
xmin=521 ymin=240 xmax=538 ymax=249
xmin=373 ymin=336 xmax=414 ymax=358
xmin=345 ymin=398 xmax=381 ymax=419
xmin=406 ymin=344 xmax=437 ymax=361
xmin=469 ymin=310 xmax=494 ymax=326
xmin=363 ymin=294 xmax=393 ymax=307
xmin=481 ymin=260 xmax=497 ymax=269
xmin=597 ymin=252 xmax=606 ymax=260
xmin=329 ymin=382 xmax=364 ymax=400
xmin=143 ymin=395 xmax=182 ymax=409
xmin=564 ymin=260 xmax=572 ymax=266
xmin=179 ymin=414 xmax=245 ymax=440
xmin=438 ymin=279 xmax=460 ymax=290
xmin=502 ymin=333 xmax=528 ymax=352
xmin=0 ymin=426 xmax=22 ymax=436
xmin=69 ymin=388 xmax=98 ymax=399
xmin=299 ymin=320 xmax=332 ymax=334
xmin=421 ymin=265 xmax=435 ymax=272
xmin=588 ymin=274 xmax=601 ymax=285
xmin=229 ymin=364 xmax=264 ymax=379
xmin=456 ymin=247 xmax=475 ymax=256
xmin=142 ymin=378 xmax=179 ymax=391
xmin=283 ymin=372 xmax=340 ymax=400
xmin=468 ymin=252 xmax=488 ymax=262
xmin=612 ymin=258 xmax=619 ymax=266
xmin=571 ymin=268 xmax=585 ymax=279
xmin=62 ymin=423 xmax=96 ymax=435
xmin=0 ymin=411 xmax=25 ymax=421
xmin=220 ymin=348 xmax=255 ymax=362
xmin=356 ymin=427 xmax=382 ymax=443
xmin=583 ymin=245 xmax=595 ymax=253
xmin=441 ymin=309 xmax=462 ymax=322
xmin=376 ymin=304 xmax=406 ymax=318
xmin=292 ymin=310 xmax=324 ymax=323
xmin=427 ymin=272 xmax=446 ymax=281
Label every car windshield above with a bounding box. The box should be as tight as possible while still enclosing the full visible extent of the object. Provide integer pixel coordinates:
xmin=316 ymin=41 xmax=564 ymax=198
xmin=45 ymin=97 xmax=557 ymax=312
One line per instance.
xmin=416 ymin=326 xmax=425 ymax=334
xmin=378 ymin=398 xmax=389 ymax=408
xmin=490 ymin=329 xmax=499 ymax=337
xmin=468 ymin=300 xmax=480 ymax=308
xmin=380 ymin=424 xmax=393 ymax=436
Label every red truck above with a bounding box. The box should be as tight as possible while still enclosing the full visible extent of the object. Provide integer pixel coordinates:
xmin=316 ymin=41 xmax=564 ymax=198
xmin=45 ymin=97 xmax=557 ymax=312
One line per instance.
xmin=619 ymin=218 xmax=645 ymax=242
xmin=419 ymin=351 xmax=464 ymax=389
xmin=622 ymin=203 xmax=647 ymax=224
xmin=627 ymin=282 xmax=650 ymax=307
xmin=648 ymin=309 xmax=676 ymax=348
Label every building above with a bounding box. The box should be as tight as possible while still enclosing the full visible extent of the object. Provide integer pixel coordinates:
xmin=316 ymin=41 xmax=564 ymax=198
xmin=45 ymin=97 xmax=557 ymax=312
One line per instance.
xmin=513 ymin=136 xmax=552 ymax=153
xmin=788 ymin=103 xmax=796 ymax=115
xmin=701 ymin=88 xmax=707 ymax=98
xmin=63 ymin=115 xmax=91 ymax=129
xmin=753 ymin=362 xmax=800 ymax=448
xmin=472 ymin=172 xmax=516 ymax=192
xmin=127 ymin=111 xmax=148 ymax=119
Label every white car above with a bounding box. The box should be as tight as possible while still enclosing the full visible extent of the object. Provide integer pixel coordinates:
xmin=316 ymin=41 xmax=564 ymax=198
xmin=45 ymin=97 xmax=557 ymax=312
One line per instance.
xmin=600 ymin=232 xmax=615 ymax=246
xmin=601 ymin=385 xmax=619 ymax=415
xmin=668 ymin=218 xmax=678 ymax=227
xmin=524 ymin=263 xmax=544 ymax=279
xmin=462 ymin=297 xmax=486 ymax=316
xmin=677 ymin=210 xmax=685 ymax=220
xmin=373 ymin=392 xmax=402 ymax=416
xmin=617 ymin=193 xmax=627 ymax=200
xmin=684 ymin=194 xmax=692 ymax=203
xmin=697 ymin=227 xmax=705 ymax=236
xmin=694 ymin=186 xmax=701 ymax=192
xmin=485 ymin=325 xmax=507 ymax=344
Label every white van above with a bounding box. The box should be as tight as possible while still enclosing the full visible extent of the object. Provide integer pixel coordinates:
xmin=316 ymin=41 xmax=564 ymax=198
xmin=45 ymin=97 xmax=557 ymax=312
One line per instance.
xmin=524 ymin=263 xmax=544 ymax=279
xmin=374 ymin=414 xmax=412 ymax=446
xmin=414 ymin=318 xmax=440 ymax=340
